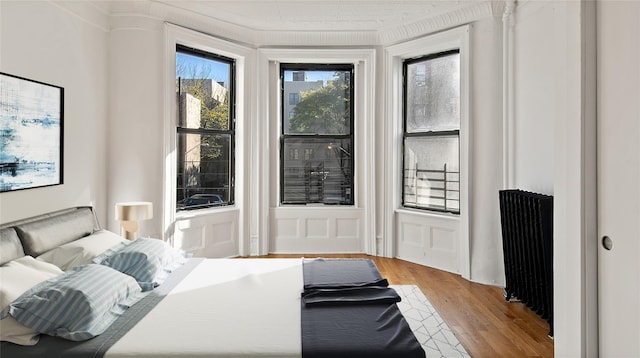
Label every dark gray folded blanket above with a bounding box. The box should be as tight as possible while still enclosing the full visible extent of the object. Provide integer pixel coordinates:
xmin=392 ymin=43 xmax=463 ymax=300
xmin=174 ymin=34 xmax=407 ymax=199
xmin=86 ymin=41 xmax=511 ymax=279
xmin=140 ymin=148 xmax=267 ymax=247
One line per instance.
xmin=302 ymin=286 xmax=401 ymax=306
xmin=302 ymin=258 xmax=388 ymax=289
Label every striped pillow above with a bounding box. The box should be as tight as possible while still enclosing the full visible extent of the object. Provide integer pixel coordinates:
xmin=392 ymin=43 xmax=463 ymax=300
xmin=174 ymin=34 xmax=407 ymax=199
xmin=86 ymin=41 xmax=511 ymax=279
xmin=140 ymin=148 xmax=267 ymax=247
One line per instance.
xmin=1 ymin=264 xmax=145 ymax=341
xmin=92 ymin=238 xmax=188 ymax=291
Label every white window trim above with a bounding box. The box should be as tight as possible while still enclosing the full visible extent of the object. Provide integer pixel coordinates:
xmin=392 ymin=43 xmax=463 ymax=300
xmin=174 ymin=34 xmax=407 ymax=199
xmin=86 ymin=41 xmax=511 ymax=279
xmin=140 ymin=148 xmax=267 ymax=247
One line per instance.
xmin=257 ymin=48 xmax=376 ymax=255
xmin=383 ymin=26 xmax=470 ymax=278
xmin=163 ymin=23 xmax=255 ymax=254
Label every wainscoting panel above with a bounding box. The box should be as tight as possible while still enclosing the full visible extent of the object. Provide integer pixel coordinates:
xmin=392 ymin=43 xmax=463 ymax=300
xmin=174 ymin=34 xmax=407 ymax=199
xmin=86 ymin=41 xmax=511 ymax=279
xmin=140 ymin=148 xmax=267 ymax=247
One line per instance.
xmin=336 ymin=217 xmax=359 ymax=238
xmin=276 ymin=218 xmax=299 ymax=238
xmin=395 ymin=211 xmax=460 ymax=274
xmin=173 ymin=208 xmax=239 ymax=258
xmin=305 ymin=218 xmax=329 ymax=238
xmin=427 ymin=226 xmax=458 ymax=271
xmin=176 ymin=226 xmax=206 ymax=253
xmin=269 ymin=207 xmax=363 ymax=253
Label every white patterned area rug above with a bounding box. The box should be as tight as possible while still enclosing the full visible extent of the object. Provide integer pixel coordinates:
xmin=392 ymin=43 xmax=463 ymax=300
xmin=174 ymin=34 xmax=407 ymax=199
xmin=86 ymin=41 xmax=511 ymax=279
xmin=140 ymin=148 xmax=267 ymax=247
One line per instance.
xmin=392 ymin=285 xmax=470 ymax=358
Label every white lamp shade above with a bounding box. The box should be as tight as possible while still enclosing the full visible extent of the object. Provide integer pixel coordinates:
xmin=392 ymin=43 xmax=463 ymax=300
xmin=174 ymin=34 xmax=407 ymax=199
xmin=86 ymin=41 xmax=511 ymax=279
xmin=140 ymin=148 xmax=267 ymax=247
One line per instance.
xmin=115 ymin=202 xmax=153 ymax=221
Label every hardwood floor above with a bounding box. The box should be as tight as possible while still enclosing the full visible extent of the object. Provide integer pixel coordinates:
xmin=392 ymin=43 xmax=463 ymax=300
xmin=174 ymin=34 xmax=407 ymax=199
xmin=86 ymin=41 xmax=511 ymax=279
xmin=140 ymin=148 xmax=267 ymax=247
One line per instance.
xmin=262 ymin=254 xmax=554 ymax=358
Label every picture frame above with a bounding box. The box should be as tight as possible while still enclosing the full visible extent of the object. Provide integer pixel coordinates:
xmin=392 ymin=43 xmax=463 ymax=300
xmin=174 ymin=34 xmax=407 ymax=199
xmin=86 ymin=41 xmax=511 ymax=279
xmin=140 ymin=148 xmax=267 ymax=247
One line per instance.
xmin=0 ymin=72 xmax=64 ymax=192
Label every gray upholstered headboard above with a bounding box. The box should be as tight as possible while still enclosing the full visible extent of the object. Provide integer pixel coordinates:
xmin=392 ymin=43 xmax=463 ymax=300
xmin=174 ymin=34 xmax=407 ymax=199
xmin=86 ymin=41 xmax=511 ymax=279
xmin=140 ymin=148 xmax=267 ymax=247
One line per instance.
xmin=0 ymin=207 xmax=100 ymax=265
xmin=0 ymin=228 xmax=25 ymax=266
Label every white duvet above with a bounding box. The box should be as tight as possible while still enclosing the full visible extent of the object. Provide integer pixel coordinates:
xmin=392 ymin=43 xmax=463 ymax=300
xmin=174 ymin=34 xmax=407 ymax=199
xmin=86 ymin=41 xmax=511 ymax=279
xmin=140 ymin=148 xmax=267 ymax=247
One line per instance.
xmin=105 ymin=259 xmax=303 ymax=358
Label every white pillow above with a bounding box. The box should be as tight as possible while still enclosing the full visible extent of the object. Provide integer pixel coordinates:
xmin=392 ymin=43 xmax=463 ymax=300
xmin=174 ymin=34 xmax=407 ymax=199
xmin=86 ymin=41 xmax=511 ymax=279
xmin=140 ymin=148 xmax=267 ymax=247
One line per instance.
xmin=0 ymin=256 xmax=63 ymax=345
xmin=37 ymin=230 xmax=127 ymax=271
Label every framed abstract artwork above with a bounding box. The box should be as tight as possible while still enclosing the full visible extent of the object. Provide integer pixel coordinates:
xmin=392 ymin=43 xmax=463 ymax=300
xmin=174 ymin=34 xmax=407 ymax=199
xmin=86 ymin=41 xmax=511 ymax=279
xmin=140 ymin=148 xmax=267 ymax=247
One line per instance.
xmin=0 ymin=72 xmax=64 ymax=192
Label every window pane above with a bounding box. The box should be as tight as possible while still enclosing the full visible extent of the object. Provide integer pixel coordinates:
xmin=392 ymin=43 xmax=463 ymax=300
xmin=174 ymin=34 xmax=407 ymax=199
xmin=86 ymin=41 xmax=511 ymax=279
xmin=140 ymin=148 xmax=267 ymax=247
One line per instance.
xmin=406 ymin=53 xmax=460 ymax=133
xmin=403 ymin=135 xmax=459 ymax=212
xmin=176 ymin=133 xmax=231 ymax=210
xmin=176 ymin=52 xmax=231 ymax=130
xmin=283 ymin=69 xmax=351 ymax=135
xmin=282 ymin=138 xmax=352 ymax=204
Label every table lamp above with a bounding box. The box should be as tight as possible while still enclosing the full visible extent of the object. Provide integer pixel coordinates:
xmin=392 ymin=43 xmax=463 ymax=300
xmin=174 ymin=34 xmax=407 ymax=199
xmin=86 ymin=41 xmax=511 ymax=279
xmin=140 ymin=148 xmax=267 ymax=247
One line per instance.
xmin=115 ymin=201 xmax=153 ymax=240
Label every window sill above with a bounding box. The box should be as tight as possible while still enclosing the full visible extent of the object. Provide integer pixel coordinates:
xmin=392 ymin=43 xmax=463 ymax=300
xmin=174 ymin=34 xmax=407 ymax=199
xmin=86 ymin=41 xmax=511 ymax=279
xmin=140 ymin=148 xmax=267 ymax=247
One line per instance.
xmin=395 ymin=207 xmax=460 ymax=222
xmin=175 ymin=205 xmax=238 ymax=219
xmin=279 ymin=203 xmax=356 ymax=208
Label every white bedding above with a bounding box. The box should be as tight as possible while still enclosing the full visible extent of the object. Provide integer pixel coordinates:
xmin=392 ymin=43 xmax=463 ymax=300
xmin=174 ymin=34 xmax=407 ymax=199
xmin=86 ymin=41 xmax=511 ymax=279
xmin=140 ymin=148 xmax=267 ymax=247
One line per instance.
xmin=105 ymin=258 xmax=303 ymax=358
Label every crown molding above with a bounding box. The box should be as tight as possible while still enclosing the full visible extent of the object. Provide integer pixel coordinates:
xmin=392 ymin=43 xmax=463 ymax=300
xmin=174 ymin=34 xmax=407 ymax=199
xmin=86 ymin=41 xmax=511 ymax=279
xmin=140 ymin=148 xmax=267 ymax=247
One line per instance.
xmin=378 ymin=1 xmax=496 ymax=46
xmin=107 ymin=0 xmax=256 ymax=47
xmin=253 ymin=30 xmax=380 ymax=47
xmin=101 ymin=0 xmax=497 ymax=47
xmin=109 ymin=1 xmax=381 ymax=47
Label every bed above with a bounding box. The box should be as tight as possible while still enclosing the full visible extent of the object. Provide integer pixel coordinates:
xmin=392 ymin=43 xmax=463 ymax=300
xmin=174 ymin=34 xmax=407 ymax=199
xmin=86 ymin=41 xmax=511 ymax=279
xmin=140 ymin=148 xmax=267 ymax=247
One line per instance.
xmin=0 ymin=206 xmax=426 ymax=358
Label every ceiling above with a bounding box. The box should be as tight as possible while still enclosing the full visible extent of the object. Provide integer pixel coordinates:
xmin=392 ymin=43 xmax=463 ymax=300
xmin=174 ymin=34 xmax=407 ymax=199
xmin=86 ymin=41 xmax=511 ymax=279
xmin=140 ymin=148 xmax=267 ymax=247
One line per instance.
xmin=150 ymin=0 xmax=490 ymax=33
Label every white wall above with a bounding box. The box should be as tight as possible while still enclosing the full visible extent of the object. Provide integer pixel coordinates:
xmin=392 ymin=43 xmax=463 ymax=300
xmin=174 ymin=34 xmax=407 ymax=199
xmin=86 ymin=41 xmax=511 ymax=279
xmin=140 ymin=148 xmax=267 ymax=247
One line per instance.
xmin=0 ymin=1 xmax=109 ymax=226
xmin=511 ymin=1 xmax=556 ymax=194
xmin=106 ymin=15 xmax=165 ymax=238
xmin=468 ymin=16 xmax=505 ymax=285
xmin=552 ymin=1 xmax=598 ymax=355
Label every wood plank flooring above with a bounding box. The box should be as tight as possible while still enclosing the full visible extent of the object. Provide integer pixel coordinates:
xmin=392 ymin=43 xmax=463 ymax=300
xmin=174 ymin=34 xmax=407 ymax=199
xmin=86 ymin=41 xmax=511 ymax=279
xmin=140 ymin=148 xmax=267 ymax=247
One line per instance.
xmin=261 ymin=254 xmax=554 ymax=358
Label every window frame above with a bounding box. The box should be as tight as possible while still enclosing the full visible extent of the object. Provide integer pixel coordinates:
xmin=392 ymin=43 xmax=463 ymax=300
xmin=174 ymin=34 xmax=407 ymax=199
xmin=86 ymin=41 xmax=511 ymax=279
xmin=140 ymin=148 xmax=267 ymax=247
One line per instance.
xmin=175 ymin=44 xmax=237 ymax=211
xmin=401 ymin=49 xmax=461 ymax=214
xmin=279 ymin=63 xmax=355 ymax=205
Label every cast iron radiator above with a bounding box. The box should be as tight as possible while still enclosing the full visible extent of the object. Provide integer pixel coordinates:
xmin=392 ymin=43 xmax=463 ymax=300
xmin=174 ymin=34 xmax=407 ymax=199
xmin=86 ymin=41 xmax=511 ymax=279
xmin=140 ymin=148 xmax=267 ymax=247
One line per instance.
xmin=499 ymin=189 xmax=553 ymax=336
